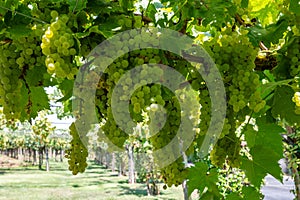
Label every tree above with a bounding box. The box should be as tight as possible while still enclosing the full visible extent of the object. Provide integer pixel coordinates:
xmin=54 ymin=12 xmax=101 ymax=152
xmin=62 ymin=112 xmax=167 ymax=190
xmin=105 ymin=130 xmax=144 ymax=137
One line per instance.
xmin=32 ymin=111 xmax=55 ymax=171
xmin=0 ymin=0 xmax=300 ymax=199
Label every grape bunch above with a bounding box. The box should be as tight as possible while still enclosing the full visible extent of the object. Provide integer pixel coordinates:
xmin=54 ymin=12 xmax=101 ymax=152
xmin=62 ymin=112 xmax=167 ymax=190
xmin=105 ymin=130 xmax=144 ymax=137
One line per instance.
xmin=286 ymin=37 xmax=300 ymax=77
xmin=79 ymin=28 xmax=200 ymax=186
xmin=0 ymin=23 xmax=50 ymax=120
xmin=197 ymin=29 xmax=264 ymax=167
xmin=292 ymin=92 xmax=300 ymax=114
xmin=41 ymin=11 xmax=77 ymax=79
xmin=206 ymin=30 xmax=264 ymax=114
xmin=0 ymin=44 xmax=23 ymax=119
xmin=65 ymin=123 xmax=88 ymax=175
xmin=210 ymin=130 xmax=241 ymax=168
xmin=160 ymin=158 xmax=188 ymax=187
xmin=14 ymin=27 xmax=45 ymax=70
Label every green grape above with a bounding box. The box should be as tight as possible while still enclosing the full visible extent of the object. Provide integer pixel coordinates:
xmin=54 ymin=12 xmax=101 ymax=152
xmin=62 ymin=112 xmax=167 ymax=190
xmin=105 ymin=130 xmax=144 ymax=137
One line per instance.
xmin=65 ymin=123 xmax=88 ymax=175
xmin=285 ymin=37 xmax=300 ymax=76
xmin=210 ymin=131 xmax=241 ymax=168
xmin=0 ymin=43 xmax=24 ymax=120
xmin=45 ymin=29 xmax=54 ymax=39
xmin=41 ymin=13 xmax=77 ymax=79
xmin=25 ymin=48 xmax=33 ymax=56
xmin=47 ymin=63 xmax=55 ymax=71
xmin=50 ymin=10 xmax=59 ymax=19
xmin=292 ymin=92 xmax=300 ymax=114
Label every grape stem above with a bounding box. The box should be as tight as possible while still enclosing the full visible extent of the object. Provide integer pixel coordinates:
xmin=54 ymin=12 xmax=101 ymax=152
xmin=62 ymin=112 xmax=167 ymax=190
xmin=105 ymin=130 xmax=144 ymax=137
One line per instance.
xmin=19 ymin=66 xmax=32 ymax=117
xmin=167 ymin=0 xmax=188 ymax=25
xmin=259 ymin=41 xmax=269 ymax=51
xmin=0 ymin=5 xmax=48 ymax=24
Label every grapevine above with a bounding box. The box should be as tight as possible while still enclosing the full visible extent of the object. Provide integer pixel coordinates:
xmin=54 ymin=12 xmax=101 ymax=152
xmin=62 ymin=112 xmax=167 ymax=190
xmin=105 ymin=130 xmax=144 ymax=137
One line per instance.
xmin=0 ymin=0 xmax=300 ymax=199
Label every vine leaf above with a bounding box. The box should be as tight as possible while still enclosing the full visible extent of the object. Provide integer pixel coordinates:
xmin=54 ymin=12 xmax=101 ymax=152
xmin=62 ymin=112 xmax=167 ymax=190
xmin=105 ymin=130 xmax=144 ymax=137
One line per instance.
xmin=248 ymin=17 xmax=288 ymax=48
xmin=271 ymin=85 xmax=300 ymax=125
xmin=244 ymin=125 xmax=257 ymax=148
xmin=242 ymin=118 xmax=283 ymax=187
xmin=20 ymin=84 xmax=30 ymax=121
xmin=226 ymin=192 xmax=242 ymax=200
xmin=30 ymin=87 xmax=50 ymax=118
xmin=241 ymin=0 xmax=249 ymax=8
xmin=187 ymin=162 xmax=220 ymax=197
xmin=248 ymin=1 xmax=279 ymax=26
xmin=57 ymin=79 xmax=74 ymax=102
xmin=25 ymin=66 xmax=56 ymax=87
xmin=7 ymin=24 xmax=31 ymax=39
xmin=66 ymin=0 xmax=87 ymax=12
xmin=242 ymin=186 xmax=261 ymax=199
xmin=259 ymin=78 xmax=292 ymax=99
xmin=290 ymin=0 xmax=300 ymax=15
xmin=145 ymin=3 xmax=157 ymax=23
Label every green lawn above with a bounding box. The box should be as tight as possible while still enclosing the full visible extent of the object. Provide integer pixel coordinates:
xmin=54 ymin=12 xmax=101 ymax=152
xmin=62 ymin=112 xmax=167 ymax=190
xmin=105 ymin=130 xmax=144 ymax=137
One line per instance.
xmin=0 ymin=159 xmax=183 ymax=200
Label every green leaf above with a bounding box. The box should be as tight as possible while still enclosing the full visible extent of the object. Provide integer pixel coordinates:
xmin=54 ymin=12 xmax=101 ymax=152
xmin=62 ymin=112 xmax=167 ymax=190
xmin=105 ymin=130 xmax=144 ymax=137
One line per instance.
xmin=272 ymin=85 xmax=300 ymax=125
xmin=7 ymin=24 xmax=31 ymax=39
xmin=242 ymin=186 xmax=261 ymax=199
xmin=272 ymin=55 xmax=292 ymax=80
xmin=262 ymin=18 xmax=288 ymax=47
xmin=199 ymin=191 xmax=220 ymax=200
xmin=89 ymin=25 xmax=114 ymax=38
xmin=226 ymin=192 xmax=242 ymax=200
xmin=187 ymin=162 xmax=219 ymax=197
xmin=187 ymin=162 xmax=208 ymax=196
xmin=25 ymin=65 xmax=50 ymax=87
xmin=290 ymin=0 xmax=300 ymax=15
xmin=30 ymin=87 xmax=50 ymax=118
xmin=242 ymin=118 xmax=283 ymax=187
xmin=57 ymin=79 xmax=74 ymax=102
xmin=248 ymin=18 xmax=288 ymax=48
xmin=244 ymin=125 xmax=256 ymax=148
xmin=66 ymin=0 xmax=87 ymax=12
xmin=146 ymin=3 xmax=157 ymax=23
xmin=19 ymin=84 xmax=29 ymax=121
xmin=249 ymin=1 xmax=279 ymax=26
xmin=256 ymin=117 xmax=284 ymax=149
xmin=119 ymin=0 xmax=134 ymax=11
xmin=263 ymin=70 xmax=275 ymax=82
xmin=241 ymin=0 xmax=249 ymax=8
xmin=242 ymin=145 xmax=282 ymax=187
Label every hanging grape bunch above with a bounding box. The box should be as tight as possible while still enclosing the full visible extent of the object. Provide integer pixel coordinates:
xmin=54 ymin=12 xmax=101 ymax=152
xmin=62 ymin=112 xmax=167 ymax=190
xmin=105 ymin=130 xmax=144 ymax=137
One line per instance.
xmin=41 ymin=10 xmax=77 ymax=79
xmin=200 ymin=28 xmax=265 ymax=167
xmin=286 ymin=37 xmax=300 ymax=77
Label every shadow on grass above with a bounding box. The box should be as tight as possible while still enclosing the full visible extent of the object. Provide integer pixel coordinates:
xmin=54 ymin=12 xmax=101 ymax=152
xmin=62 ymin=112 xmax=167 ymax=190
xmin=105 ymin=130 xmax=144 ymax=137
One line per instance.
xmin=118 ymin=185 xmax=148 ymax=197
xmin=86 ymin=162 xmax=107 ymax=169
xmin=84 ymin=170 xmax=106 ymax=175
xmin=118 ymin=180 xmax=127 ymax=184
xmin=71 ymin=181 xmax=104 ymax=188
xmin=0 ymin=167 xmax=38 ymax=172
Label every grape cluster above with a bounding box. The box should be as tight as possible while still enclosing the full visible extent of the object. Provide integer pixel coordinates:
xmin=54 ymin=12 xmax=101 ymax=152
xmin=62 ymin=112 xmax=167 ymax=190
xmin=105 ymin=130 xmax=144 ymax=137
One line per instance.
xmin=0 ymin=24 xmax=50 ymax=120
xmin=0 ymin=44 xmax=23 ymax=119
xmin=208 ymin=30 xmax=264 ymax=113
xmin=198 ymin=29 xmax=264 ymax=167
xmin=292 ymin=92 xmax=300 ymax=114
xmin=286 ymin=37 xmax=300 ymax=77
xmin=160 ymin=159 xmax=188 ymax=187
xmin=80 ymin=29 xmax=200 ymax=186
xmin=65 ymin=123 xmax=88 ymax=175
xmin=41 ymin=11 xmax=77 ymax=79
xmin=14 ymin=27 xmax=45 ymax=70
xmin=210 ymin=131 xmax=241 ymax=168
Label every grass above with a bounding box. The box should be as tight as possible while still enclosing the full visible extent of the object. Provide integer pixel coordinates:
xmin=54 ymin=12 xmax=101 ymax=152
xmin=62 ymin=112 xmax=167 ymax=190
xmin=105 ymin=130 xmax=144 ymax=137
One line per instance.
xmin=0 ymin=158 xmax=183 ymax=200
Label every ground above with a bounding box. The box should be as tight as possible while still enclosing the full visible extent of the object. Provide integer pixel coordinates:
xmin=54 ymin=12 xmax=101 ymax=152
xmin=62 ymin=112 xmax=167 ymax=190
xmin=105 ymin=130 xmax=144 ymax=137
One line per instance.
xmin=0 ymin=155 xmax=183 ymax=200
xmin=0 ymin=154 xmax=27 ymax=168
